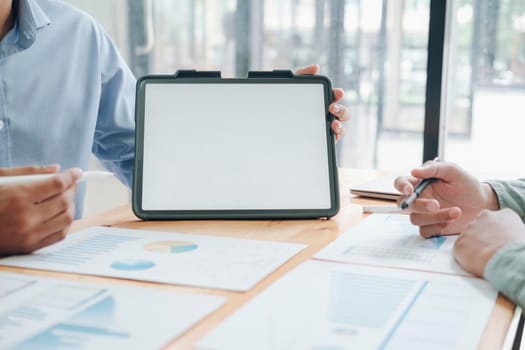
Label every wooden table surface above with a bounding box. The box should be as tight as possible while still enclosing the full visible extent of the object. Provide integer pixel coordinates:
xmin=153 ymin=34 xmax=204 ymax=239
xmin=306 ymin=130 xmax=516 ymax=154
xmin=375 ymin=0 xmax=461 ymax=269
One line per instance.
xmin=0 ymin=168 xmax=514 ymax=349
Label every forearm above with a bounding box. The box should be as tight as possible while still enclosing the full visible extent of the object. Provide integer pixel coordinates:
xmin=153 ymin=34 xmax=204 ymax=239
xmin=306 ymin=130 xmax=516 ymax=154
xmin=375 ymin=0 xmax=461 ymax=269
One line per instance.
xmin=484 ymin=242 xmax=525 ymax=308
xmin=91 ymin=21 xmax=136 ymax=188
xmin=485 ymin=179 xmax=525 ymax=221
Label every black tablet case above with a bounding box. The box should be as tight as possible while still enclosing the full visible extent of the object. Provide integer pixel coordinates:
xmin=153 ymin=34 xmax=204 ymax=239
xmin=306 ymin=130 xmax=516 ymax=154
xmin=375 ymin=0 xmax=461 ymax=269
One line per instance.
xmin=133 ymin=70 xmax=339 ymax=220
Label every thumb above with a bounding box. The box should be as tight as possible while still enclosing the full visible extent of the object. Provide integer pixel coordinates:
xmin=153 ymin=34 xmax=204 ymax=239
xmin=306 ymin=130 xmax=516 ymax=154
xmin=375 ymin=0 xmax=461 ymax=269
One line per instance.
xmin=411 ymin=162 xmax=463 ymax=183
xmin=0 ymin=164 xmax=60 ymax=176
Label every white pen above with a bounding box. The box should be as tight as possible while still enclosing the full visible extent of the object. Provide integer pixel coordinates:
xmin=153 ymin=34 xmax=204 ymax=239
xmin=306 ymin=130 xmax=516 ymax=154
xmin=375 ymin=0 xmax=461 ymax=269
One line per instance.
xmin=362 ymin=205 xmax=407 ymax=214
xmin=0 ymin=170 xmax=114 ymax=186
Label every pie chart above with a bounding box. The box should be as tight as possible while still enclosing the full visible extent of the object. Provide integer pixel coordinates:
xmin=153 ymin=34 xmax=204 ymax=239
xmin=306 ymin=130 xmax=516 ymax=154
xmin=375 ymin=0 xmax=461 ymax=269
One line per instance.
xmin=144 ymin=240 xmax=198 ymax=254
xmin=110 ymin=259 xmax=155 ymax=271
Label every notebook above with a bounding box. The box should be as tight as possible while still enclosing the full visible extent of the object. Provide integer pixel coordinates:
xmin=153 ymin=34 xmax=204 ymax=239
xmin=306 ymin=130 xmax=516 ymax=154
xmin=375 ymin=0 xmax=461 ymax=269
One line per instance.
xmin=350 ymin=174 xmax=401 ymax=200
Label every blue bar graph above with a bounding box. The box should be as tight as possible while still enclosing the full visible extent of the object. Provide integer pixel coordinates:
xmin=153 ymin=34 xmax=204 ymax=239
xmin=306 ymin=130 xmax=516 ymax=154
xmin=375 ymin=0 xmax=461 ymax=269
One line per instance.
xmin=34 ymin=234 xmax=141 ymax=266
xmin=328 ymin=272 xmax=417 ymax=328
xmin=12 ymin=296 xmax=131 ymax=350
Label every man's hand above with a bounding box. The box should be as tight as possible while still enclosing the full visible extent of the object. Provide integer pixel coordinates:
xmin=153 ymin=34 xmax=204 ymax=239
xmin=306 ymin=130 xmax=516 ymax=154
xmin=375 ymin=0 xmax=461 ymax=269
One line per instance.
xmin=0 ymin=164 xmax=60 ymax=176
xmin=454 ymin=209 xmax=525 ymax=277
xmin=0 ymin=166 xmax=82 ymax=255
xmin=394 ymin=161 xmax=499 ymax=237
xmin=295 ymin=64 xmax=351 ymax=142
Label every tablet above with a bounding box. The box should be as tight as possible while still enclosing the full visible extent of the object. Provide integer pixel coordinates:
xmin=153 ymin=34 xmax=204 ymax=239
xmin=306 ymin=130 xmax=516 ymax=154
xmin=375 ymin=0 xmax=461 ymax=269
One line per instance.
xmin=133 ymin=71 xmax=339 ymax=219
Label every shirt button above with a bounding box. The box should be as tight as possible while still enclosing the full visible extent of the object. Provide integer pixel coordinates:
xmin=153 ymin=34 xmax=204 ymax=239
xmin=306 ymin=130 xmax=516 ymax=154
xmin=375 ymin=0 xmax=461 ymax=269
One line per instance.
xmin=0 ymin=120 xmax=4 ymax=130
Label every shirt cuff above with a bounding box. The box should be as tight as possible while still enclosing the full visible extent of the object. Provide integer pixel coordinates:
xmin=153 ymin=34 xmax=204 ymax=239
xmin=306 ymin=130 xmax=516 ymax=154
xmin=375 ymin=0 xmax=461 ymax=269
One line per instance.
xmin=484 ymin=180 xmax=505 ymax=209
xmin=484 ymin=180 xmax=525 ymax=221
xmin=484 ymin=241 xmax=525 ymax=308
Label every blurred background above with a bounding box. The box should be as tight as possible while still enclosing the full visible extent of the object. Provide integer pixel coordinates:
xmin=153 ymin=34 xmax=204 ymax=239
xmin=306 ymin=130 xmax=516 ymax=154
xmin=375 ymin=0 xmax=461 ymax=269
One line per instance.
xmin=66 ymin=0 xmax=525 ymax=216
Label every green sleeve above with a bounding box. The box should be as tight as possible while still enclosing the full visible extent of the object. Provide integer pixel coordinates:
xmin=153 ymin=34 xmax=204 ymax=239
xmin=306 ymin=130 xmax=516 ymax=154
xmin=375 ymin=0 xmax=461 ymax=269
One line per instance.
xmin=485 ymin=179 xmax=525 ymax=221
xmin=484 ymin=242 xmax=525 ymax=308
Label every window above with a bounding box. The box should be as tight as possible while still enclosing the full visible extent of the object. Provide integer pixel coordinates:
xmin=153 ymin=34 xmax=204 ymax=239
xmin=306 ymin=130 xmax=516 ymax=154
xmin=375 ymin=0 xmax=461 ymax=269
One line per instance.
xmin=442 ymin=0 xmax=525 ymax=175
xmin=69 ymin=0 xmax=431 ymax=171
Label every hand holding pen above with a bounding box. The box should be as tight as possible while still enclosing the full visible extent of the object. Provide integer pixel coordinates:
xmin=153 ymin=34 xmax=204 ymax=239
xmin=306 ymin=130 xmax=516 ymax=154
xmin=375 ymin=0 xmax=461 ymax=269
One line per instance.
xmin=398 ymin=157 xmax=439 ymax=210
xmin=393 ymin=160 xmax=498 ymax=237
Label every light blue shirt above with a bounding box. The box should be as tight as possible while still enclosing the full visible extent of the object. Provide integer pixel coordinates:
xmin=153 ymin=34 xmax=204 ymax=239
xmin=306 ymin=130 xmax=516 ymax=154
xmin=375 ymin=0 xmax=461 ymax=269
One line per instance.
xmin=0 ymin=0 xmax=136 ymax=217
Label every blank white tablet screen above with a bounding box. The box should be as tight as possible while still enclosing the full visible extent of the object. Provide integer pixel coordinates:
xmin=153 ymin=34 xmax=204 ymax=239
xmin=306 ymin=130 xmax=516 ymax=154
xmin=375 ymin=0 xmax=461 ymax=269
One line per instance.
xmin=142 ymin=83 xmax=331 ymax=210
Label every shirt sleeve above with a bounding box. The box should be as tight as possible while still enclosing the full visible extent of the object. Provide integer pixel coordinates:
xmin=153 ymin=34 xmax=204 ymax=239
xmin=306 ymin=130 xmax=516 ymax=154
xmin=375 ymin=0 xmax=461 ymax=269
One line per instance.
xmin=485 ymin=179 xmax=525 ymax=221
xmin=484 ymin=242 xmax=525 ymax=308
xmin=91 ymin=23 xmax=136 ymax=188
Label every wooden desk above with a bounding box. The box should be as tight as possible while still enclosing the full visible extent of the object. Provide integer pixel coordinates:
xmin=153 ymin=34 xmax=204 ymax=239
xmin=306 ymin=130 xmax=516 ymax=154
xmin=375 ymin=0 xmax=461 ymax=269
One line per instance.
xmin=0 ymin=169 xmax=514 ymax=350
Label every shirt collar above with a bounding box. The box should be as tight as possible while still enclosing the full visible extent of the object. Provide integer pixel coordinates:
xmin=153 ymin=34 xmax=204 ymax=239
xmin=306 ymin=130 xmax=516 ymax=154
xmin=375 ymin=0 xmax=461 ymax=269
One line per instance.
xmin=16 ymin=0 xmax=51 ymax=48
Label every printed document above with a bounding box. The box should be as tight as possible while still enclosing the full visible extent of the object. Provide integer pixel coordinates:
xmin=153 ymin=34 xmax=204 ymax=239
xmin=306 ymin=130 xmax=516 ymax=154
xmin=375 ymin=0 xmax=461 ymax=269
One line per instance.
xmin=0 ymin=226 xmax=305 ymax=291
xmin=0 ymin=272 xmax=224 ymax=350
xmin=315 ymin=214 xmax=467 ymax=275
xmin=198 ymin=260 xmax=497 ymax=350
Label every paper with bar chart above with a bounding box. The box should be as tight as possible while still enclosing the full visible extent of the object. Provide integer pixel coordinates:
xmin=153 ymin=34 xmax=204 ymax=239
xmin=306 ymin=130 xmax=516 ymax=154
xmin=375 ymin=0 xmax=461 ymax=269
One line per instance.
xmin=314 ymin=214 xmax=467 ymax=275
xmin=0 ymin=271 xmax=225 ymax=350
xmin=198 ymin=260 xmax=497 ymax=350
xmin=0 ymin=226 xmax=305 ymax=291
